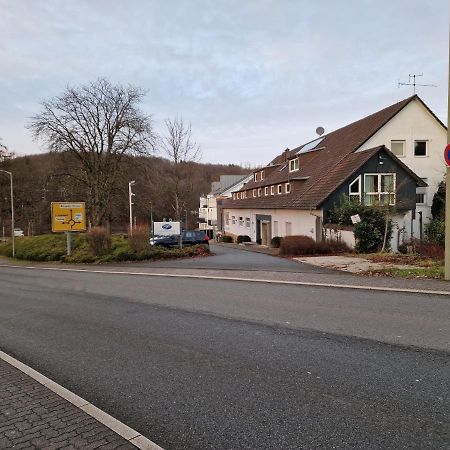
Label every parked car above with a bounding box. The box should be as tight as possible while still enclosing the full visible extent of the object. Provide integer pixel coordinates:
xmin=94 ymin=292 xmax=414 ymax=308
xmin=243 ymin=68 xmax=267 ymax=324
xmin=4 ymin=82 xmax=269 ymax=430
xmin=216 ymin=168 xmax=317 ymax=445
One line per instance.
xmin=13 ymin=228 xmax=24 ymax=237
xmin=150 ymin=230 xmax=209 ymax=248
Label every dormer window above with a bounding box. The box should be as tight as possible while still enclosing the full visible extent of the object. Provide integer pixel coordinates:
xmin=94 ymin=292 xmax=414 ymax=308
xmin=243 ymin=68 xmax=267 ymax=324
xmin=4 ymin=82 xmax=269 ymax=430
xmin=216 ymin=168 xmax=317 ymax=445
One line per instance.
xmin=253 ymin=189 xmax=256 ymax=197
xmin=277 ymin=184 xmax=282 ymax=194
xmin=236 ymin=192 xmax=240 ymax=200
xmin=285 ymin=182 xmax=291 ymax=193
xmin=261 ymin=170 xmax=265 ymax=180
xmin=232 ymin=193 xmax=236 ymax=200
xmin=254 ymin=173 xmax=258 ymax=182
xmin=258 ymin=188 xmax=262 ymax=197
xmin=270 ymin=186 xmax=275 ymax=195
xmin=264 ymin=187 xmax=269 ymax=196
xmin=289 ymin=158 xmax=299 ymax=172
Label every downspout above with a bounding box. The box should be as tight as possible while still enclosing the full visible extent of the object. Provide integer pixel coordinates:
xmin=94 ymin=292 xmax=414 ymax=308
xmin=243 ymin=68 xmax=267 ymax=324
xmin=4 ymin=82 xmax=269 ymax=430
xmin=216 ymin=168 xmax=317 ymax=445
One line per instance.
xmin=309 ymin=209 xmax=323 ymax=242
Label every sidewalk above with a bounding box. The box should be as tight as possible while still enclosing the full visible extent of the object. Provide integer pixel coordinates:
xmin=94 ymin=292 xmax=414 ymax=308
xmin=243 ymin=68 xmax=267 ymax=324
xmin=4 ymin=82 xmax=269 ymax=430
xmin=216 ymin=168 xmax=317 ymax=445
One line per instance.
xmin=0 ymin=356 xmax=142 ymax=450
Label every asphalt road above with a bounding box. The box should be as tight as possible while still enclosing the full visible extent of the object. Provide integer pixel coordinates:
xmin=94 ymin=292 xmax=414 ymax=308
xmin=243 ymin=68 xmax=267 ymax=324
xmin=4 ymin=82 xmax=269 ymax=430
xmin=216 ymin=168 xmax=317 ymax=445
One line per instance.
xmin=0 ymin=266 xmax=449 ymax=449
xmin=134 ymin=243 xmax=334 ymax=272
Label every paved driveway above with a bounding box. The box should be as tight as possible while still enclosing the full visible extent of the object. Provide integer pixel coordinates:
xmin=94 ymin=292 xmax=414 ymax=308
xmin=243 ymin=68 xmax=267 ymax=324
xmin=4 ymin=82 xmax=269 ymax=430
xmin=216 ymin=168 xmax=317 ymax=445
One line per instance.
xmin=135 ymin=242 xmax=334 ymax=273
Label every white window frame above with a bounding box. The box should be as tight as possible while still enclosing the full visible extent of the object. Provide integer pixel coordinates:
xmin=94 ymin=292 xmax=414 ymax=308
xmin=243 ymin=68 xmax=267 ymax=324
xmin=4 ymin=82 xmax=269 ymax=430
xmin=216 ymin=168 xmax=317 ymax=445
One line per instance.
xmin=270 ymin=186 xmax=275 ymax=195
xmin=261 ymin=170 xmax=265 ymax=180
xmin=349 ymin=175 xmax=362 ymax=202
xmin=277 ymin=184 xmax=282 ymax=194
xmin=364 ymin=173 xmax=396 ymax=206
xmin=258 ymin=187 xmax=262 ymax=197
xmin=232 ymin=215 xmax=236 ymax=225
xmin=285 ymin=182 xmax=291 ymax=193
xmin=253 ymin=189 xmax=256 ymax=197
xmin=414 ymin=140 xmax=428 ymax=157
xmin=232 ymin=193 xmax=236 ymax=200
xmin=416 ymin=177 xmax=427 ymax=205
xmin=254 ymin=173 xmax=258 ymax=182
xmin=236 ymin=192 xmax=240 ymax=200
xmin=245 ymin=217 xmax=250 ymax=228
xmin=239 ymin=216 xmax=244 ymax=227
xmin=264 ymin=186 xmax=269 ymax=196
xmin=289 ymin=158 xmax=299 ymax=172
xmin=390 ymin=140 xmax=405 ymax=158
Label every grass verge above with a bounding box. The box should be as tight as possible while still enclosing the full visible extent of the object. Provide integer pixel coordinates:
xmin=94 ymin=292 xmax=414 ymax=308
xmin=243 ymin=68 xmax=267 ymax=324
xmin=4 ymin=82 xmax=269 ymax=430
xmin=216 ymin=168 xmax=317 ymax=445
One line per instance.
xmin=0 ymin=234 xmax=210 ymax=263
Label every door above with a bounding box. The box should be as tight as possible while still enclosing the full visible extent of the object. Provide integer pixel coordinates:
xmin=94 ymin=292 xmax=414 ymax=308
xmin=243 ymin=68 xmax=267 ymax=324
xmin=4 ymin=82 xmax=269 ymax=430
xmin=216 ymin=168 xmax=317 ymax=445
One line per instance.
xmin=261 ymin=222 xmax=270 ymax=246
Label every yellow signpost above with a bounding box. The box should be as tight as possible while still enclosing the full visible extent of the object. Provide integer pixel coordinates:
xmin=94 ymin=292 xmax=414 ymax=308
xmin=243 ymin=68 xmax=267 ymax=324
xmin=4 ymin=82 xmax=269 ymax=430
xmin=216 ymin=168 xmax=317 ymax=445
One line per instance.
xmin=51 ymin=202 xmax=86 ymax=233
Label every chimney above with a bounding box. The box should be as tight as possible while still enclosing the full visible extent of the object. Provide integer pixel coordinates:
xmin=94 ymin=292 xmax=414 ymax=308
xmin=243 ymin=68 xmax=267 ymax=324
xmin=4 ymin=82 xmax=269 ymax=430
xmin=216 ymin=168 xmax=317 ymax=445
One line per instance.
xmin=284 ymin=148 xmax=290 ymax=162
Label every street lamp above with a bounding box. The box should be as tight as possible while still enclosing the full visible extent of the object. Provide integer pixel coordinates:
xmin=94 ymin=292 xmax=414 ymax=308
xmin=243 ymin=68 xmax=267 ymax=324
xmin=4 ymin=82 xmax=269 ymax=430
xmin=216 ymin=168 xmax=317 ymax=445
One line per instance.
xmin=0 ymin=170 xmax=14 ymax=257
xmin=128 ymin=180 xmax=136 ymax=235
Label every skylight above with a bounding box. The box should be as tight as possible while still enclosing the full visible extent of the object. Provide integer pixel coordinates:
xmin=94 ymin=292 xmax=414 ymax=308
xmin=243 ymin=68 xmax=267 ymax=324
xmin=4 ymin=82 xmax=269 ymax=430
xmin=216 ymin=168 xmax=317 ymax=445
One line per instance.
xmin=296 ymin=137 xmax=325 ymax=155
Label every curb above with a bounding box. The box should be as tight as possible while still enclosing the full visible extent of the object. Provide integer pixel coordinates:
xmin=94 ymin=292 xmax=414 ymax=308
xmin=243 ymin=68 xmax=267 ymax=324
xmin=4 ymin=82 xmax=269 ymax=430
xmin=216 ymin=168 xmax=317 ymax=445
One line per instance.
xmin=1 ymin=263 xmax=450 ymax=296
xmin=0 ymin=350 xmax=164 ymax=450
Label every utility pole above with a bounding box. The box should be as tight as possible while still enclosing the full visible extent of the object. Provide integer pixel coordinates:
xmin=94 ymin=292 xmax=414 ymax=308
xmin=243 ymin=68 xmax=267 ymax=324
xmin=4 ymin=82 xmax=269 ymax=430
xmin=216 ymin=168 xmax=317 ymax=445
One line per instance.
xmin=128 ymin=180 xmax=136 ymax=236
xmin=0 ymin=170 xmax=14 ymax=257
xmin=445 ymin=26 xmax=450 ymax=280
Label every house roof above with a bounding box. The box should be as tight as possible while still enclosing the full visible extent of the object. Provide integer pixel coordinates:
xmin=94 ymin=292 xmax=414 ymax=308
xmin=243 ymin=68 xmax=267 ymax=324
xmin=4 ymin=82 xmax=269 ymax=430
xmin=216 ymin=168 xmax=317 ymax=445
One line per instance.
xmin=223 ymin=95 xmax=432 ymax=210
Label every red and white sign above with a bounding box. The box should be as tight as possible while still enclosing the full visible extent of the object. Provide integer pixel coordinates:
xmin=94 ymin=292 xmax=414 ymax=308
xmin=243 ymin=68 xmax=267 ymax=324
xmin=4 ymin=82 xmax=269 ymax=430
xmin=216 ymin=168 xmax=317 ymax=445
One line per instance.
xmin=445 ymin=144 xmax=450 ymax=166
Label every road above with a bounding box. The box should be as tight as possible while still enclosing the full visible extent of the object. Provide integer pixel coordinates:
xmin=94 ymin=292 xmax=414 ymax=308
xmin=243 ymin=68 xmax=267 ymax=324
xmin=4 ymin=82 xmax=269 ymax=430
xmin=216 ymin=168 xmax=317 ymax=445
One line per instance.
xmin=0 ymin=266 xmax=449 ymax=449
xmin=131 ymin=242 xmax=334 ymax=272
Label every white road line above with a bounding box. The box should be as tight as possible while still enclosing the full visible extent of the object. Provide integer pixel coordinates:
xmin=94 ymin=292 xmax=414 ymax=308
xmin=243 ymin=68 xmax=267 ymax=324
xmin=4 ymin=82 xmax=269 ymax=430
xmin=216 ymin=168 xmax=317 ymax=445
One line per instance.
xmin=0 ymin=263 xmax=449 ymax=296
xmin=0 ymin=350 xmax=164 ymax=450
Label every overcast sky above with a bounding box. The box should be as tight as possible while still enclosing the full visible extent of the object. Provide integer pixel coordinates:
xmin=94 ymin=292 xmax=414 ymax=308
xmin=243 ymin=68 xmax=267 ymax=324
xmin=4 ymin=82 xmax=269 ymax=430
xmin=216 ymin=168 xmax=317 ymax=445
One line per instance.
xmin=0 ymin=0 xmax=448 ymax=165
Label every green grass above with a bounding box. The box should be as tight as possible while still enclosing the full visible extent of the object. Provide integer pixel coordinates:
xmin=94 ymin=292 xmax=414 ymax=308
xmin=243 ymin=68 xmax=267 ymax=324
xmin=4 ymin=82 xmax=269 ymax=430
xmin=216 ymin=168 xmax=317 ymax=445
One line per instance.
xmin=0 ymin=234 xmax=210 ymax=264
xmin=368 ymin=264 xmax=444 ymax=279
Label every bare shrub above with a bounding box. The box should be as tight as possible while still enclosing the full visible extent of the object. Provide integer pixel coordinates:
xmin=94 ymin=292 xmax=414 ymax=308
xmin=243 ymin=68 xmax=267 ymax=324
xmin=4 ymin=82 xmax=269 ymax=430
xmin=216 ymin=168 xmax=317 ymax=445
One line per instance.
xmin=128 ymin=225 xmax=150 ymax=254
xmin=279 ymin=235 xmax=350 ymax=256
xmin=86 ymin=227 xmax=111 ymax=256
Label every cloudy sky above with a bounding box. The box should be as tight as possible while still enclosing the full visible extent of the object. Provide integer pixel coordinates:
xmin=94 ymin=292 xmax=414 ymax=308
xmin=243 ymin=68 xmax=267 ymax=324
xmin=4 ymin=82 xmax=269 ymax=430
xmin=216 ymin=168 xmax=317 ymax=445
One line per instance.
xmin=0 ymin=0 xmax=448 ymax=165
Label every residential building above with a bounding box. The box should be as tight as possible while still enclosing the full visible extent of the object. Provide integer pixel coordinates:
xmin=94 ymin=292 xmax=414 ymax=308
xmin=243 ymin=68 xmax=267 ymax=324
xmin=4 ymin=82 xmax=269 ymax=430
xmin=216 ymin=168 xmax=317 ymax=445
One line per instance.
xmin=222 ymin=95 xmax=445 ymax=250
xmin=199 ymin=174 xmax=252 ymax=237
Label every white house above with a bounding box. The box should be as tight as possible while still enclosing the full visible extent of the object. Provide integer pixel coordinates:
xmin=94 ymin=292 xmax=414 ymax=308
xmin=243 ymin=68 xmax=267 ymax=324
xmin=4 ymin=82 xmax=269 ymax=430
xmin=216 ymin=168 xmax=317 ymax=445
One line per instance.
xmin=221 ymin=95 xmax=445 ymax=250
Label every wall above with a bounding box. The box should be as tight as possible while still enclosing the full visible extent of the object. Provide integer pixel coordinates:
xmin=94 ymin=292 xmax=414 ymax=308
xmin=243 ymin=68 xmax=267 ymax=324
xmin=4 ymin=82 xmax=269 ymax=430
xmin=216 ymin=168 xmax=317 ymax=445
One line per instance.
xmin=223 ymin=208 xmax=322 ymax=242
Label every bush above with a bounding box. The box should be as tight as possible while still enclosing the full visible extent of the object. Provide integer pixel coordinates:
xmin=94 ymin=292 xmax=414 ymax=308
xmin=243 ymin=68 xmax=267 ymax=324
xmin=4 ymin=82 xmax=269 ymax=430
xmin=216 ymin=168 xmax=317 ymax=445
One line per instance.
xmin=416 ymin=242 xmax=444 ymax=260
xmin=128 ymin=225 xmax=150 ymax=254
xmin=271 ymin=236 xmax=283 ymax=248
xmin=221 ymin=235 xmax=233 ymax=243
xmin=86 ymin=227 xmax=111 ymax=256
xmin=237 ymin=235 xmax=251 ymax=244
xmin=425 ymin=219 xmax=444 ymax=246
xmin=279 ymin=235 xmax=350 ymax=256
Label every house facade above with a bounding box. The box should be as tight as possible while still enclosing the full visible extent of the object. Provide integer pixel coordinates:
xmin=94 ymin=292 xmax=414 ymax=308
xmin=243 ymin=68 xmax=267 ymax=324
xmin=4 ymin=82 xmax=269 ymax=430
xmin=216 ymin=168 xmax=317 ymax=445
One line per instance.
xmin=221 ymin=95 xmax=445 ymax=250
xmin=198 ymin=174 xmax=252 ymax=237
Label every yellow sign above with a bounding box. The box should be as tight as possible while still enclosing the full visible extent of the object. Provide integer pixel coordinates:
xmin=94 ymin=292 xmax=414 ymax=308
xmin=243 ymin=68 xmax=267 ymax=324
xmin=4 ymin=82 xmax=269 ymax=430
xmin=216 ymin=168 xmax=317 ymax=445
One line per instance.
xmin=51 ymin=202 xmax=86 ymax=232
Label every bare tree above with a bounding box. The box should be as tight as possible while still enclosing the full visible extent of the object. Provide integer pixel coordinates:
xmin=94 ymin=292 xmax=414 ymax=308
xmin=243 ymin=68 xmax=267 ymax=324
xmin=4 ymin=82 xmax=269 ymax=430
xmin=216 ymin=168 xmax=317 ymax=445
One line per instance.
xmin=28 ymin=78 xmax=155 ymax=226
xmin=160 ymin=116 xmax=201 ymax=221
xmin=0 ymin=138 xmax=14 ymax=161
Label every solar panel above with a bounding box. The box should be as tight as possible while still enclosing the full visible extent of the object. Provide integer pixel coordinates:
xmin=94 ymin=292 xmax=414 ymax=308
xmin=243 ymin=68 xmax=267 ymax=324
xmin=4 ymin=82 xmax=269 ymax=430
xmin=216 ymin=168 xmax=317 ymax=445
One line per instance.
xmin=296 ymin=137 xmax=325 ymax=155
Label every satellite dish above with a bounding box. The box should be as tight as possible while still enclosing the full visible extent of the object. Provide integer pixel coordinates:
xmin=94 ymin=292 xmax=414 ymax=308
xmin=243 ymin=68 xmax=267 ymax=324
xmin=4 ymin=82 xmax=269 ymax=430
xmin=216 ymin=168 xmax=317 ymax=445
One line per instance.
xmin=316 ymin=126 xmax=325 ymax=136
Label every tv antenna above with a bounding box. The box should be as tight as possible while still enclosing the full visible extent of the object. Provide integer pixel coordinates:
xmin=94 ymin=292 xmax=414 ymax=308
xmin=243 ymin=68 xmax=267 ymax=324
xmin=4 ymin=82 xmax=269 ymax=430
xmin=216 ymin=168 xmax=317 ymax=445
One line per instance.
xmin=398 ymin=73 xmax=437 ymax=94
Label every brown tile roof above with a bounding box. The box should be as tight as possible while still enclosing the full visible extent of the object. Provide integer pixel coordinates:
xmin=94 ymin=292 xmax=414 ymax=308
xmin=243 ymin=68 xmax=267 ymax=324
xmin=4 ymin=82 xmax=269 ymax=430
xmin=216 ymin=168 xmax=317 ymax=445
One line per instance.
xmin=224 ymin=95 xmax=423 ymax=210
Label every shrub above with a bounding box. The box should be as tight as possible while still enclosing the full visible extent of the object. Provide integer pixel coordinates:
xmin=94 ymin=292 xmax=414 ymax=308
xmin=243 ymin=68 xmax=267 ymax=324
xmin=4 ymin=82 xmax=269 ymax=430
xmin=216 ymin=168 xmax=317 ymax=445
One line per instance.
xmin=279 ymin=235 xmax=350 ymax=256
xmin=128 ymin=225 xmax=150 ymax=254
xmin=256 ymin=238 xmax=262 ymax=245
xmin=86 ymin=227 xmax=111 ymax=256
xmin=221 ymin=235 xmax=233 ymax=243
xmin=271 ymin=236 xmax=283 ymax=248
xmin=237 ymin=235 xmax=251 ymax=244
xmin=425 ymin=219 xmax=444 ymax=246
xmin=416 ymin=242 xmax=444 ymax=260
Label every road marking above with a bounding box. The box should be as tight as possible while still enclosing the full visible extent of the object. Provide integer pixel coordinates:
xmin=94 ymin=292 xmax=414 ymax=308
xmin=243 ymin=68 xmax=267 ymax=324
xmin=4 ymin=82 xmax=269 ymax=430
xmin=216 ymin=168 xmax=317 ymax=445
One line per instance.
xmin=0 ymin=350 xmax=164 ymax=450
xmin=1 ymin=263 xmax=449 ymax=296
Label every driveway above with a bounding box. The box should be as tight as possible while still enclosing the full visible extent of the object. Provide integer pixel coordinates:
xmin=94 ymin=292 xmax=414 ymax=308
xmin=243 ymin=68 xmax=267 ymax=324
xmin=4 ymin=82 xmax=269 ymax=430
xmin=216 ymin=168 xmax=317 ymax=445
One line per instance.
xmin=133 ymin=242 xmax=334 ymax=273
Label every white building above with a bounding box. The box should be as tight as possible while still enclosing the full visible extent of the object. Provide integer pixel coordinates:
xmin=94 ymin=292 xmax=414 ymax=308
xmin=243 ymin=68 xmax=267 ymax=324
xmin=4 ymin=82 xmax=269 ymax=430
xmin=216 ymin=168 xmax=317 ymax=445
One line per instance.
xmin=222 ymin=95 xmax=445 ymax=250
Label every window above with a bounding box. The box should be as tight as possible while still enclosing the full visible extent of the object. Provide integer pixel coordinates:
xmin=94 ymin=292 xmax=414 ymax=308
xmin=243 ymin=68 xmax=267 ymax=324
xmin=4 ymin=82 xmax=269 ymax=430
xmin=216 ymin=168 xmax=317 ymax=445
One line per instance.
xmin=270 ymin=186 xmax=275 ymax=195
xmin=236 ymin=192 xmax=240 ymax=199
xmin=289 ymin=158 xmax=299 ymax=172
xmin=273 ymin=220 xmax=279 ymax=236
xmin=254 ymin=173 xmax=258 ymax=182
xmin=349 ymin=176 xmax=361 ymax=202
xmin=239 ymin=216 xmax=244 ymax=226
xmin=232 ymin=193 xmax=236 ymax=200
xmin=245 ymin=217 xmax=250 ymax=228
xmin=225 ymin=212 xmax=230 ymax=226
xmin=364 ymin=173 xmax=396 ymax=206
xmin=253 ymin=189 xmax=256 ymax=197
xmin=414 ymin=140 xmax=428 ymax=157
xmin=261 ymin=170 xmax=265 ymax=180
xmin=232 ymin=215 xmax=236 ymax=225
xmin=258 ymin=188 xmax=262 ymax=197
xmin=285 ymin=222 xmax=292 ymax=236
xmin=391 ymin=140 xmax=405 ymax=157
xmin=416 ymin=178 xmax=427 ymax=205
xmin=277 ymin=184 xmax=282 ymax=194
xmin=285 ymin=182 xmax=291 ymax=193
xmin=264 ymin=187 xmax=269 ymax=196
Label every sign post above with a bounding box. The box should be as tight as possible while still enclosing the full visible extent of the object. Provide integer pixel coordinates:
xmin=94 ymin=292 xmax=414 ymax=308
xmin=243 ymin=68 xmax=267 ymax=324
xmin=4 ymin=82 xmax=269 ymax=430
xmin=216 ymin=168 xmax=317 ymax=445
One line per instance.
xmin=51 ymin=202 xmax=86 ymax=256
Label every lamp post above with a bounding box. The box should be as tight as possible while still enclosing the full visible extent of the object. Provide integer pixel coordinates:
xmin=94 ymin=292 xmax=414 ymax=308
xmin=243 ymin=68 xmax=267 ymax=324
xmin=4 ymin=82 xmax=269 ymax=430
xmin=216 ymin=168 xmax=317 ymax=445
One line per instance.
xmin=149 ymin=201 xmax=154 ymax=237
xmin=128 ymin=180 xmax=136 ymax=235
xmin=0 ymin=170 xmax=14 ymax=257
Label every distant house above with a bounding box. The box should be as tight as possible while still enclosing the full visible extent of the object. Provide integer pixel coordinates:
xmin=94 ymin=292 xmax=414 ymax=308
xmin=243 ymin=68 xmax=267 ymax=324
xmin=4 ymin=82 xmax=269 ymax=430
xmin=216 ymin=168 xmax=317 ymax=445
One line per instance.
xmin=198 ymin=174 xmax=252 ymax=237
xmin=221 ymin=95 xmax=446 ymax=250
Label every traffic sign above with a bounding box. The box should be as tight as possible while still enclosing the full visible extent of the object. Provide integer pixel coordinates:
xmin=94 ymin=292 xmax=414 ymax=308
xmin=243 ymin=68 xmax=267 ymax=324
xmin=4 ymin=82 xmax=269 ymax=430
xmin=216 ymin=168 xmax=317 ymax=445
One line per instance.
xmin=51 ymin=202 xmax=86 ymax=232
xmin=445 ymin=144 xmax=450 ymax=166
